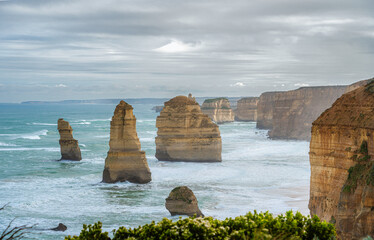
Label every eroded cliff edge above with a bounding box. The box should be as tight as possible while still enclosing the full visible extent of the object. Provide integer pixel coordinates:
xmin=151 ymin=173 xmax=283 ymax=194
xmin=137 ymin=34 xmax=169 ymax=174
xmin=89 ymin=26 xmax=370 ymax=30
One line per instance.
xmin=234 ymin=97 xmax=259 ymax=122
xmin=201 ymin=97 xmax=234 ymax=124
xmin=102 ymin=100 xmax=151 ymax=184
xmin=57 ymin=118 xmax=82 ymax=161
xmin=309 ymin=81 xmax=374 ymax=239
xmin=155 ymin=95 xmax=222 ymax=162
xmin=256 ymin=86 xmax=346 ymax=140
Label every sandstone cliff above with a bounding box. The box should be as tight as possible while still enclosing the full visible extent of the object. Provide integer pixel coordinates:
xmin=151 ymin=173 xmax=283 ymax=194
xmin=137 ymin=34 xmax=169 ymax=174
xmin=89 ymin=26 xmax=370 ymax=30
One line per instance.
xmin=256 ymin=92 xmax=278 ymax=129
xmin=268 ymin=86 xmax=346 ymax=140
xmin=345 ymin=78 xmax=372 ymax=93
xmin=155 ymin=95 xmax=222 ymax=162
xmin=57 ymin=118 xmax=82 ymax=161
xmin=234 ymin=97 xmax=259 ymax=121
xmin=201 ymin=97 xmax=234 ymax=124
xmin=256 ymin=86 xmax=346 ymax=140
xmin=165 ymin=186 xmax=203 ymax=217
xmin=309 ymin=81 xmax=374 ymax=239
xmin=102 ymin=100 xmax=151 ymax=184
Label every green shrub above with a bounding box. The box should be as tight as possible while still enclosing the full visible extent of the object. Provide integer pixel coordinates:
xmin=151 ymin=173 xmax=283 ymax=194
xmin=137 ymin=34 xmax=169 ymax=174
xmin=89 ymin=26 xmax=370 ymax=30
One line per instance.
xmin=65 ymin=211 xmax=336 ymax=240
xmin=343 ymin=140 xmax=373 ymax=193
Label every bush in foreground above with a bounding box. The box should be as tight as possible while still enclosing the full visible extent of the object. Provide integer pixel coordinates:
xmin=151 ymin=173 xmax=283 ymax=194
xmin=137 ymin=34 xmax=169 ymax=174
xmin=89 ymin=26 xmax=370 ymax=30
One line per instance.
xmin=65 ymin=211 xmax=336 ymax=240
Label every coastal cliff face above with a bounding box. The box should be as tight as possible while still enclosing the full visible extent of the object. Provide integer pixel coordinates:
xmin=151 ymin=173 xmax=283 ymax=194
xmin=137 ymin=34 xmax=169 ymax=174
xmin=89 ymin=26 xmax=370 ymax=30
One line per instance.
xmin=234 ymin=97 xmax=259 ymax=121
xmin=102 ymin=100 xmax=151 ymax=184
xmin=57 ymin=118 xmax=82 ymax=161
xmin=201 ymin=98 xmax=234 ymax=124
xmin=155 ymin=95 xmax=222 ymax=162
xmin=256 ymin=92 xmax=279 ymax=129
xmin=309 ymin=81 xmax=374 ymax=239
xmin=165 ymin=186 xmax=203 ymax=217
xmin=268 ymin=86 xmax=346 ymax=140
xmin=345 ymin=78 xmax=371 ymax=93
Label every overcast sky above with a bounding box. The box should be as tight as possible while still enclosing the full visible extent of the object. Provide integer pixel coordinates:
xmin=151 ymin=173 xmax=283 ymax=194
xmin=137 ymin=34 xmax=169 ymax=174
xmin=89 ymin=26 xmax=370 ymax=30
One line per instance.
xmin=0 ymin=0 xmax=373 ymax=102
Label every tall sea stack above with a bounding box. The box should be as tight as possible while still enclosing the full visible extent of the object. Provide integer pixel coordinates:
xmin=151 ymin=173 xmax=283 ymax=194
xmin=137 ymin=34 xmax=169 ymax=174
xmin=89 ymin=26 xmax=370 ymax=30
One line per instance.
xmin=309 ymin=81 xmax=374 ymax=239
xmin=57 ymin=118 xmax=82 ymax=161
xmin=155 ymin=95 xmax=222 ymax=162
xmin=102 ymin=100 xmax=151 ymax=184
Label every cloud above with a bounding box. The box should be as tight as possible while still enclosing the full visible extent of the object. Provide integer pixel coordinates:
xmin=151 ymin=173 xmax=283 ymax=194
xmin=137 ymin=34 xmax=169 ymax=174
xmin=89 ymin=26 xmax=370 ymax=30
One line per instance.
xmin=230 ymin=82 xmax=246 ymax=87
xmin=153 ymin=39 xmax=202 ymax=53
xmin=0 ymin=0 xmax=374 ymax=102
xmin=55 ymin=84 xmax=67 ymax=88
xmin=294 ymin=83 xmax=310 ymax=87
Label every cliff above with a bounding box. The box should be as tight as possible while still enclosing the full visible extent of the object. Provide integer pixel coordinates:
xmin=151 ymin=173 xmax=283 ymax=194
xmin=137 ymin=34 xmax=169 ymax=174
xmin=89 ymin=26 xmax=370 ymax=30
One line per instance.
xmin=268 ymin=86 xmax=346 ymax=140
xmin=155 ymin=95 xmax=222 ymax=162
xmin=234 ymin=97 xmax=259 ymax=121
xmin=201 ymin=97 xmax=235 ymax=124
xmin=57 ymin=118 xmax=82 ymax=161
xmin=345 ymin=78 xmax=372 ymax=93
xmin=256 ymin=92 xmax=279 ymax=129
xmin=102 ymin=100 xmax=151 ymax=184
xmin=309 ymin=81 xmax=374 ymax=239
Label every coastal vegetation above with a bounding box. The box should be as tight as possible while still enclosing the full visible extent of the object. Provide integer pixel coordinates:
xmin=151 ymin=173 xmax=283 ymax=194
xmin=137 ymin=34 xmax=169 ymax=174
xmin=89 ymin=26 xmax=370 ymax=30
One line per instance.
xmin=65 ymin=211 xmax=336 ymax=240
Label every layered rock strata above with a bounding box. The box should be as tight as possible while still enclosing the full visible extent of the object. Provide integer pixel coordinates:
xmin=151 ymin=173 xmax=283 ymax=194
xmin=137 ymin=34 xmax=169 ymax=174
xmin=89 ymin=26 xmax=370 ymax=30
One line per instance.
xmin=165 ymin=186 xmax=204 ymax=217
xmin=155 ymin=95 xmax=222 ymax=162
xmin=344 ymin=78 xmax=372 ymax=93
xmin=268 ymin=86 xmax=346 ymax=140
xmin=256 ymin=86 xmax=346 ymax=140
xmin=57 ymin=118 xmax=82 ymax=161
xmin=234 ymin=97 xmax=259 ymax=121
xmin=102 ymin=100 xmax=151 ymax=184
xmin=256 ymin=92 xmax=278 ymax=129
xmin=309 ymin=81 xmax=374 ymax=239
xmin=201 ymin=97 xmax=234 ymax=124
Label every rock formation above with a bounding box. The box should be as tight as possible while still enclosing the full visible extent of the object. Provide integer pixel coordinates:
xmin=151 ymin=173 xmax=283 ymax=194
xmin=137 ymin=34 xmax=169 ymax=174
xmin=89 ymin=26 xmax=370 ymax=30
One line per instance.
xmin=256 ymin=92 xmax=278 ymax=129
xmin=152 ymin=106 xmax=163 ymax=112
xmin=234 ymin=97 xmax=259 ymax=121
xmin=309 ymin=81 xmax=374 ymax=239
xmin=102 ymin=100 xmax=151 ymax=184
xmin=201 ymin=97 xmax=235 ymax=124
xmin=345 ymin=78 xmax=372 ymax=93
xmin=269 ymin=86 xmax=346 ymax=140
xmin=57 ymin=118 xmax=82 ymax=161
xmin=165 ymin=186 xmax=204 ymax=217
xmin=50 ymin=223 xmax=67 ymax=232
xmin=256 ymin=86 xmax=346 ymax=140
xmin=155 ymin=95 xmax=222 ymax=162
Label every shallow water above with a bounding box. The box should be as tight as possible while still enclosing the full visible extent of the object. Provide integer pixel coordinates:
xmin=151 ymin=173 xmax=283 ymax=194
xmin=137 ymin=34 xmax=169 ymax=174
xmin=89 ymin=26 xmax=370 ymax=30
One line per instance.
xmin=0 ymin=103 xmax=310 ymax=239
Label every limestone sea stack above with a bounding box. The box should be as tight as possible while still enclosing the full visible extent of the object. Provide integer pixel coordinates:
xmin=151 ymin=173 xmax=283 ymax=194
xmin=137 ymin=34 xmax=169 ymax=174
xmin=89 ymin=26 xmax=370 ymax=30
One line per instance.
xmin=102 ymin=100 xmax=151 ymax=184
xmin=201 ymin=97 xmax=234 ymax=124
xmin=57 ymin=118 xmax=82 ymax=161
xmin=155 ymin=95 xmax=222 ymax=162
xmin=309 ymin=81 xmax=374 ymax=239
xmin=165 ymin=186 xmax=204 ymax=217
xmin=234 ymin=97 xmax=259 ymax=121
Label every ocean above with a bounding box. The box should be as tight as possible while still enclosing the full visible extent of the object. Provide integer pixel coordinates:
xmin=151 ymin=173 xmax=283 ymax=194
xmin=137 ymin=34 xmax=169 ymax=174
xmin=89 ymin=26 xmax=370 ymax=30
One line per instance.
xmin=0 ymin=102 xmax=310 ymax=239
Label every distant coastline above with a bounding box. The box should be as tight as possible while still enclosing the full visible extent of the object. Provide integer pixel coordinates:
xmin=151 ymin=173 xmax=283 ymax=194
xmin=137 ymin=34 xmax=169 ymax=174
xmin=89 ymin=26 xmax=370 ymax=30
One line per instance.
xmin=17 ymin=97 xmax=243 ymax=106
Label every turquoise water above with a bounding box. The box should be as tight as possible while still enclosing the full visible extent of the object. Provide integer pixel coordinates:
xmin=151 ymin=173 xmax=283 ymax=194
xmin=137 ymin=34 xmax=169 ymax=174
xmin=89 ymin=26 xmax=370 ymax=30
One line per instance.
xmin=0 ymin=103 xmax=310 ymax=239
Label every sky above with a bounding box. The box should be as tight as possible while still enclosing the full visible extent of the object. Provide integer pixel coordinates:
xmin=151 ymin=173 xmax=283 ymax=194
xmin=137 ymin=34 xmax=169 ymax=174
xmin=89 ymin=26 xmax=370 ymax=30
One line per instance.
xmin=0 ymin=0 xmax=374 ymax=102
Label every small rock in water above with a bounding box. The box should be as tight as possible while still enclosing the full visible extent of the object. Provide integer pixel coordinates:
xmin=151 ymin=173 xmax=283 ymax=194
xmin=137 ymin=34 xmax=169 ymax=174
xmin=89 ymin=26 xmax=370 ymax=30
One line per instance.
xmin=50 ymin=223 xmax=67 ymax=232
xmin=165 ymin=186 xmax=203 ymax=217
